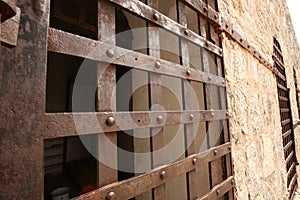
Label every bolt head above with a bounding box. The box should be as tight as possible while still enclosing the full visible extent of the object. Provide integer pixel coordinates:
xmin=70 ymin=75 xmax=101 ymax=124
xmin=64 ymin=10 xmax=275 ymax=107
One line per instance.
xmin=106 ymin=49 xmax=115 ymax=57
xmin=107 ymin=191 xmax=115 ymax=200
xmin=222 ymin=79 xmax=226 ymax=84
xmin=106 ymin=117 xmax=115 ymax=126
xmin=155 ymin=61 xmax=161 ymax=69
xmin=216 ymin=189 xmax=220 ymax=195
xmin=189 ymin=114 xmax=194 ymax=121
xmin=157 ymin=115 xmax=163 ymax=123
xmin=184 ymin=29 xmax=189 ymax=36
xmin=228 ymin=145 xmax=232 ymax=150
xmin=203 ymin=7 xmax=208 ymax=12
xmin=192 ymin=158 xmax=197 ymax=165
xmin=214 ymin=150 xmax=218 ymax=155
xmin=153 ymin=13 xmax=159 ymax=20
xmin=231 ymin=179 xmax=235 ymax=185
xmin=208 ymin=76 xmax=212 ymax=81
xmin=214 ymin=14 xmax=218 ymax=19
xmin=160 ymin=171 xmax=166 ymax=179
xmin=211 ymin=112 xmax=215 ymax=117
xmin=186 ymin=69 xmax=192 ymax=76
xmin=205 ymin=41 xmax=209 ymax=46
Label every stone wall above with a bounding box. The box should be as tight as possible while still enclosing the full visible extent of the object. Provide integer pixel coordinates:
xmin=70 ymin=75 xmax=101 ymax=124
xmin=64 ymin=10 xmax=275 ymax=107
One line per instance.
xmin=219 ymin=0 xmax=300 ymax=199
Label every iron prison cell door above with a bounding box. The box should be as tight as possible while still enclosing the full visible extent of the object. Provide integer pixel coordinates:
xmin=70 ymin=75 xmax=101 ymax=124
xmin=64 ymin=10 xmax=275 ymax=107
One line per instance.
xmin=44 ymin=0 xmax=234 ymax=199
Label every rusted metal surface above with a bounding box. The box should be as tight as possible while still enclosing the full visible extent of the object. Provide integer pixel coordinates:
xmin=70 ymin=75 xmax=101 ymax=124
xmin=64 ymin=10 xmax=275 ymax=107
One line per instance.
xmin=273 ymin=37 xmax=298 ymax=199
xmin=178 ymin=0 xmax=198 ymax=198
xmin=48 ymin=28 xmax=226 ymax=87
xmin=44 ymin=110 xmax=230 ymax=139
xmin=219 ymin=18 xmax=275 ymax=75
xmin=0 ymin=0 xmax=16 ymax=21
xmin=198 ymin=176 xmax=234 ymax=200
xmin=184 ymin=0 xmax=221 ymax=27
xmin=107 ymin=0 xmax=223 ymax=56
xmin=0 ymin=0 xmax=50 ymax=199
xmin=1 ymin=6 xmax=20 ymax=46
xmin=97 ymin=0 xmax=118 ymax=187
xmin=71 ymin=143 xmax=231 ymax=200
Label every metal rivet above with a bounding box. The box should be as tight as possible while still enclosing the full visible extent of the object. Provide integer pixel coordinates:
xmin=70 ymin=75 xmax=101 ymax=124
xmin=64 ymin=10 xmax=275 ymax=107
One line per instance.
xmin=153 ymin=13 xmax=159 ymax=20
xmin=107 ymin=191 xmax=115 ymax=200
xmin=222 ymin=79 xmax=226 ymax=84
xmin=160 ymin=171 xmax=166 ymax=179
xmin=231 ymin=180 xmax=235 ymax=185
xmin=216 ymin=189 xmax=220 ymax=195
xmin=211 ymin=112 xmax=215 ymax=117
xmin=155 ymin=61 xmax=161 ymax=69
xmin=214 ymin=150 xmax=218 ymax=155
xmin=106 ymin=117 xmax=115 ymax=126
xmin=157 ymin=115 xmax=163 ymax=123
xmin=192 ymin=158 xmax=197 ymax=165
xmin=190 ymin=114 xmax=194 ymax=121
xmin=208 ymin=76 xmax=212 ymax=81
xmin=205 ymin=41 xmax=209 ymax=46
xmin=106 ymin=49 xmax=115 ymax=57
xmin=219 ymin=49 xmax=222 ymax=54
xmin=214 ymin=14 xmax=218 ymax=19
xmin=203 ymin=7 xmax=208 ymax=12
xmin=184 ymin=29 xmax=189 ymax=36
xmin=187 ymin=69 xmax=192 ymax=76
xmin=228 ymin=145 xmax=232 ymax=150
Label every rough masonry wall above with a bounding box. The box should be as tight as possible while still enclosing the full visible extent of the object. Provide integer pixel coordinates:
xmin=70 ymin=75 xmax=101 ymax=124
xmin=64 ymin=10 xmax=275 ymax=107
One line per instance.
xmin=219 ymin=0 xmax=300 ymax=199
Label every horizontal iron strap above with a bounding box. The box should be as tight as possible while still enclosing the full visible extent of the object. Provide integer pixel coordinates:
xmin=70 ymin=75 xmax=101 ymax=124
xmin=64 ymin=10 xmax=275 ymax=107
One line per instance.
xmin=288 ymin=173 xmax=298 ymax=191
xmin=106 ymin=0 xmax=222 ymax=56
xmin=283 ymin=130 xmax=292 ymax=139
xmin=286 ymin=152 xmax=295 ymax=165
xmin=284 ymin=141 xmax=293 ymax=152
xmin=197 ymin=176 xmax=234 ymax=200
xmin=219 ymin=18 xmax=275 ymax=74
xmin=73 ymin=143 xmax=231 ymax=200
xmin=282 ymin=119 xmax=291 ymax=126
xmin=281 ymin=108 xmax=290 ymax=113
xmin=275 ymin=69 xmax=287 ymax=81
xmin=48 ymin=28 xmax=226 ymax=87
xmin=287 ymin=162 xmax=297 ymax=179
xmin=277 ymin=84 xmax=288 ymax=91
xmin=279 ymin=96 xmax=289 ymax=102
xmin=273 ymin=55 xmax=285 ymax=69
xmin=44 ymin=110 xmax=230 ymax=139
xmin=184 ymin=0 xmax=221 ymax=26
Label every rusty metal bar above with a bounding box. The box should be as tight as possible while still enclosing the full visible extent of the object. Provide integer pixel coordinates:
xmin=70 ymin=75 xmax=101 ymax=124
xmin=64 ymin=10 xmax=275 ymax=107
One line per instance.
xmin=184 ymin=0 xmax=221 ymax=27
xmin=197 ymin=176 xmax=234 ymax=200
xmin=284 ymin=141 xmax=293 ymax=152
xmin=178 ymin=0 xmax=198 ymax=198
xmin=282 ymin=119 xmax=291 ymax=126
xmin=219 ymin=18 xmax=276 ymax=75
xmin=286 ymin=152 xmax=295 ymax=166
xmin=288 ymin=174 xmax=298 ymax=191
xmin=106 ymin=0 xmax=223 ymax=56
xmin=71 ymin=143 xmax=231 ymax=200
xmin=287 ymin=162 xmax=297 ymax=179
xmin=283 ymin=130 xmax=292 ymax=139
xmin=48 ymin=28 xmax=226 ymax=87
xmin=97 ymin=0 xmax=118 ymax=187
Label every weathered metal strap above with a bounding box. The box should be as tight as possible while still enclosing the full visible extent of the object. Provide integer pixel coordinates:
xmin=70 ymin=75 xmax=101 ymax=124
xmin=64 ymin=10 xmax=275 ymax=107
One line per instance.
xmin=185 ymin=0 xmax=221 ymax=27
xmin=44 ymin=110 xmax=230 ymax=139
xmin=219 ymin=18 xmax=279 ymax=75
xmin=286 ymin=152 xmax=295 ymax=164
xmin=198 ymin=176 xmax=234 ymax=200
xmin=106 ymin=0 xmax=222 ymax=56
xmin=284 ymin=141 xmax=293 ymax=152
xmin=72 ymin=143 xmax=232 ymax=200
xmin=48 ymin=28 xmax=226 ymax=87
xmin=287 ymin=162 xmax=297 ymax=179
xmin=288 ymin=173 xmax=298 ymax=191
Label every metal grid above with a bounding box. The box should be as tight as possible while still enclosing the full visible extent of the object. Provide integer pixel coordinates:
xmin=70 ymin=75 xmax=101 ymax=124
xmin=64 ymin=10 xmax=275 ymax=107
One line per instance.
xmin=45 ymin=0 xmax=234 ymax=199
xmin=273 ymin=37 xmax=298 ymax=199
